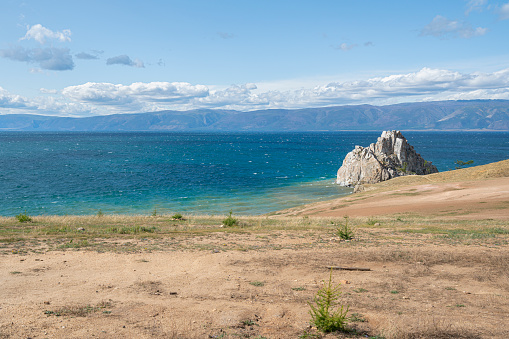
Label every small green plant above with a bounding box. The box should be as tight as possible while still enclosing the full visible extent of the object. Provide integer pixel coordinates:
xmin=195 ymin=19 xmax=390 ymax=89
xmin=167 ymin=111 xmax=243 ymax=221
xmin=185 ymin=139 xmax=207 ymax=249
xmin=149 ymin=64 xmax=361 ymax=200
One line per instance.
xmin=353 ymin=288 xmax=368 ymax=293
xmin=336 ymin=216 xmax=354 ymax=240
xmin=366 ymin=218 xmax=379 ymax=226
xmin=249 ymin=281 xmax=265 ymax=287
xmin=15 ymin=211 xmax=32 ymax=223
xmin=308 ymin=269 xmax=349 ymax=333
xmin=397 ymin=162 xmax=409 ymax=173
xmin=455 ymin=159 xmax=474 ymax=169
xmin=241 ymin=319 xmax=258 ymax=327
xmin=349 ymin=313 xmax=366 ymax=322
xmin=222 ymin=210 xmax=238 ymax=227
xmin=299 ymin=331 xmax=321 ymax=339
xmin=292 ymin=286 xmax=306 ymax=291
xmin=97 ymin=209 xmax=104 ymax=217
xmin=171 ymin=212 xmax=183 ymax=220
xmin=60 ymin=239 xmax=90 ymax=249
xmin=109 ymin=226 xmax=156 ymax=234
xmin=152 ymin=208 xmax=157 ymax=217
xmin=390 ymin=290 xmax=399 ymax=294
xmin=44 ymin=302 xmax=112 ymax=317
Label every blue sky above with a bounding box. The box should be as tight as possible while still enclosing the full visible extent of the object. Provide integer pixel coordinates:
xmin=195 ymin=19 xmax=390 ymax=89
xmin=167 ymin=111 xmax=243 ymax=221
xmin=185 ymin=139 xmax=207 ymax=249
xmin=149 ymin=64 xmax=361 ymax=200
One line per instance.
xmin=1 ymin=0 xmax=509 ymax=116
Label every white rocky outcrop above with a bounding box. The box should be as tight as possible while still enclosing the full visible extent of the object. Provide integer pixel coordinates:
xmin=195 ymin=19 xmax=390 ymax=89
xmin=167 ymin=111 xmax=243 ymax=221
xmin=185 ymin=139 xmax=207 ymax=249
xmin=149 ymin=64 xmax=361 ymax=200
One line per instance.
xmin=336 ymin=131 xmax=438 ymax=190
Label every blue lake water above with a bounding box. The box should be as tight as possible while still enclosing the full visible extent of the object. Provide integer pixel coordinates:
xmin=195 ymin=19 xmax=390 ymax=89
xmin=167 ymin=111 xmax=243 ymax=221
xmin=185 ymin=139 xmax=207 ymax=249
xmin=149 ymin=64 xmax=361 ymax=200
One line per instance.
xmin=0 ymin=131 xmax=508 ymax=216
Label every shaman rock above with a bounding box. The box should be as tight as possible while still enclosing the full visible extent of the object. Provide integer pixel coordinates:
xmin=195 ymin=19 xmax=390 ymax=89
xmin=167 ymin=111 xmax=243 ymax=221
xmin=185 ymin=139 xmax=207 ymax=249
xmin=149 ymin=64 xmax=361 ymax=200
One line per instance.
xmin=336 ymin=130 xmax=438 ymax=189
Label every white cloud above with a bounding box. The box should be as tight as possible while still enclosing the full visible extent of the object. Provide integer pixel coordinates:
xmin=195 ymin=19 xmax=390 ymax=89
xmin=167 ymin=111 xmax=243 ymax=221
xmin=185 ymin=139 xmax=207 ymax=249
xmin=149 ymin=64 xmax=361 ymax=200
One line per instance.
xmin=465 ymin=0 xmax=487 ymax=15
xmin=335 ymin=43 xmax=357 ymax=51
xmin=20 ymin=24 xmax=71 ymax=44
xmin=126 ymin=82 xmax=209 ymax=102
xmin=61 ymin=81 xmax=209 ymax=112
xmin=500 ymin=2 xmax=509 ymax=20
xmin=196 ymin=84 xmax=260 ymax=107
xmin=75 ymin=52 xmax=99 ymax=60
xmin=420 ymin=15 xmax=487 ymax=39
xmin=106 ymin=55 xmax=144 ymax=68
xmin=0 ymin=46 xmax=74 ymax=71
xmin=0 ymin=86 xmax=92 ymax=116
xmin=3 ymin=67 xmax=509 ymax=115
xmin=0 ymin=87 xmax=30 ymax=108
xmin=40 ymin=88 xmax=59 ymax=94
xmin=62 ymin=83 xmax=136 ymax=106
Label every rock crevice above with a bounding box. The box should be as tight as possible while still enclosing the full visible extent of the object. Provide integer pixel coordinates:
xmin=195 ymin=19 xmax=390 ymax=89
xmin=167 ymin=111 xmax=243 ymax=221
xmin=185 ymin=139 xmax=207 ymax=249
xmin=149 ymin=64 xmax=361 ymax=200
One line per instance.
xmin=336 ymin=130 xmax=438 ymax=190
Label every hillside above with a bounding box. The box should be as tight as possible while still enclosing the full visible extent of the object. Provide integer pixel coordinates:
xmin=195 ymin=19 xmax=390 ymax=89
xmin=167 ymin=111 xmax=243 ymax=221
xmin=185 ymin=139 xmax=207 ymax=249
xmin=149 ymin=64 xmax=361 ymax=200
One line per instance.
xmin=1 ymin=99 xmax=509 ymax=131
xmin=274 ymin=159 xmax=509 ymax=219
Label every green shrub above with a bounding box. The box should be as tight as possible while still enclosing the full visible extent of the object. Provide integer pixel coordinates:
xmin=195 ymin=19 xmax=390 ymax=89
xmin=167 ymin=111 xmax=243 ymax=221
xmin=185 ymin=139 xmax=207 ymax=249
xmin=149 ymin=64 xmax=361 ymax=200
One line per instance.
xmin=222 ymin=210 xmax=238 ymax=227
xmin=455 ymin=159 xmax=474 ymax=169
xmin=96 ymin=209 xmax=104 ymax=217
xmin=171 ymin=213 xmax=183 ymax=220
xmin=308 ymin=269 xmax=349 ymax=333
xmin=366 ymin=218 xmax=379 ymax=226
xmin=15 ymin=211 xmax=32 ymax=223
xmin=336 ymin=216 xmax=354 ymax=240
xmin=109 ymin=226 xmax=156 ymax=234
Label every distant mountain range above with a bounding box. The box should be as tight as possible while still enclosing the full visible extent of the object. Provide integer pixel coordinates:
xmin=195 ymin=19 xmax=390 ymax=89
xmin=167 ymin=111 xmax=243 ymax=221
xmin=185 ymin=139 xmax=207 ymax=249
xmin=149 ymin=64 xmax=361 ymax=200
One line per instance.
xmin=1 ymin=100 xmax=509 ymax=131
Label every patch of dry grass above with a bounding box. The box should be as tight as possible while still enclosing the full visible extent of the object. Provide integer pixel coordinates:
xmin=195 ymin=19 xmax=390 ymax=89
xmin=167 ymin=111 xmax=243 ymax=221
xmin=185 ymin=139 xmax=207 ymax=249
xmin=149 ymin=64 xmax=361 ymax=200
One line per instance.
xmin=357 ymin=159 xmax=509 ymax=194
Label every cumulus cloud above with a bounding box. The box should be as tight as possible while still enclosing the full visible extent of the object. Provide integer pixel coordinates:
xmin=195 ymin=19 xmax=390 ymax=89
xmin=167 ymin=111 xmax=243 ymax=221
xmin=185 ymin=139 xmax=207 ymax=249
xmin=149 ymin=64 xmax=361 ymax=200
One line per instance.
xmin=196 ymin=84 xmax=259 ymax=107
xmin=106 ymin=55 xmax=144 ymax=68
xmin=0 ymin=46 xmax=74 ymax=70
xmin=500 ymin=2 xmax=509 ymax=20
xmin=20 ymin=24 xmax=71 ymax=44
xmin=0 ymin=24 xmax=74 ymax=71
xmin=0 ymin=86 xmax=93 ymax=116
xmin=0 ymin=87 xmax=30 ymax=108
xmin=61 ymin=82 xmax=209 ymax=111
xmin=4 ymin=67 xmax=509 ymax=116
xmin=420 ymin=15 xmax=487 ymax=38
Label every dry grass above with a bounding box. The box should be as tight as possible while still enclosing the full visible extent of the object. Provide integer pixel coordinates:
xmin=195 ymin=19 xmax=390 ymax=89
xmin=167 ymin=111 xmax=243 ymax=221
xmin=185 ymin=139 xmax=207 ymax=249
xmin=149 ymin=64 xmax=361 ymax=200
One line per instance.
xmin=356 ymin=158 xmax=509 ymax=193
xmin=2 ymin=217 xmax=509 ymax=338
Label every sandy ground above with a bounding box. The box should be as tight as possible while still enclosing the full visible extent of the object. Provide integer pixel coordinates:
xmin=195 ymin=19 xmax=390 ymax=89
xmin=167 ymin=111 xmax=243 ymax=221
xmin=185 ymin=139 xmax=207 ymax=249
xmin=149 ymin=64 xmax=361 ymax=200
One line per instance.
xmin=1 ymin=161 xmax=509 ymax=338
xmin=2 ymin=228 xmax=509 ymax=338
xmin=276 ymin=176 xmax=509 ymax=220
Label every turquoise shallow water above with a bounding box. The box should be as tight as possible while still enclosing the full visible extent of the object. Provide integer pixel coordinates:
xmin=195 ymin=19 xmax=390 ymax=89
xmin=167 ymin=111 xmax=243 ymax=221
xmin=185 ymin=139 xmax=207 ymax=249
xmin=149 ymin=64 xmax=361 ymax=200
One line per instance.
xmin=0 ymin=131 xmax=508 ymax=216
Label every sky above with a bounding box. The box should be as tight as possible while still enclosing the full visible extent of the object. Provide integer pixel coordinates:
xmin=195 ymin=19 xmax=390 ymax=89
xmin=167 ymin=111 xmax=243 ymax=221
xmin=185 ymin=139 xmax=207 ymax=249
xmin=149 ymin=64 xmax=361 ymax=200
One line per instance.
xmin=1 ymin=0 xmax=509 ymax=117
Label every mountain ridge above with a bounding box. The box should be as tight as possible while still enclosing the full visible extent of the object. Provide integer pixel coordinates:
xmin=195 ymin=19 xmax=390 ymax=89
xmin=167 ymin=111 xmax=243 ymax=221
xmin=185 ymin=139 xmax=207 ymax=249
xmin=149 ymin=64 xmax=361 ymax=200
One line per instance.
xmin=1 ymin=99 xmax=509 ymax=131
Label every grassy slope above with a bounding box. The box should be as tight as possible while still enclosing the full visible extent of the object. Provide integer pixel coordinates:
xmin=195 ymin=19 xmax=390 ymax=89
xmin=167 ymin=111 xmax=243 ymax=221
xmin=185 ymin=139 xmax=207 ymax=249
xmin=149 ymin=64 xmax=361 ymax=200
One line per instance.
xmin=273 ymin=159 xmax=509 ymax=218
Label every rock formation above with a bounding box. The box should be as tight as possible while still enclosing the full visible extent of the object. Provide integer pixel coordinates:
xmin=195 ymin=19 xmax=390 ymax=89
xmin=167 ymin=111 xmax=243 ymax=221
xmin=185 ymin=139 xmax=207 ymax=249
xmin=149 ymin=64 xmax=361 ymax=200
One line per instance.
xmin=336 ymin=130 xmax=438 ymax=191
